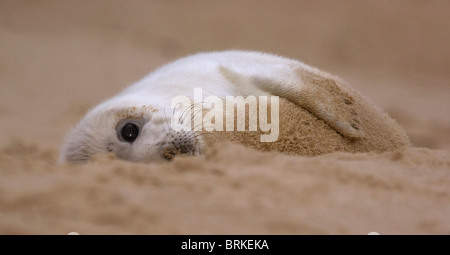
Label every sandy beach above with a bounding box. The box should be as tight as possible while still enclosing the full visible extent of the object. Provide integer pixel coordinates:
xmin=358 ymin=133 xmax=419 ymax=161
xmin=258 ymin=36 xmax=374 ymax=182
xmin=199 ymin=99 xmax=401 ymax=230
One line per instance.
xmin=1 ymin=0 xmax=449 ymax=234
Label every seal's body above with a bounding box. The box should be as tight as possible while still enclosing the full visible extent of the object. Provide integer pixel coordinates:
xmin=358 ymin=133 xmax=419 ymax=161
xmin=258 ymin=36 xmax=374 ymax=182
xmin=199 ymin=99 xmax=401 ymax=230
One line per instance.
xmin=60 ymin=51 xmax=409 ymax=163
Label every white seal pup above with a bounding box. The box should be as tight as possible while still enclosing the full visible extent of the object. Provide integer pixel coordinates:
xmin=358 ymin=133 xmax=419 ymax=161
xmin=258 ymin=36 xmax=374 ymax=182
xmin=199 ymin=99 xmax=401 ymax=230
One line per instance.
xmin=59 ymin=50 xmax=409 ymax=163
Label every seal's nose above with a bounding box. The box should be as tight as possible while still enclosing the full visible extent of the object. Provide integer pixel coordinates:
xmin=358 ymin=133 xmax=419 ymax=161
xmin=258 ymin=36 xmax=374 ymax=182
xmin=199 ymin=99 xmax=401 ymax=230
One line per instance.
xmin=161 ymin=145 xmax=178 ymax=160
xmin=160 ymin=130 xmax=197 ymax=160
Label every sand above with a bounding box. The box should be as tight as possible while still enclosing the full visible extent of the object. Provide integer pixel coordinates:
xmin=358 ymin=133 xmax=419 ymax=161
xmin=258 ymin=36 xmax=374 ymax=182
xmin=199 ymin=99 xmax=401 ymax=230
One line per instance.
xmin=1 ymin=0 xmax=449 ymax=234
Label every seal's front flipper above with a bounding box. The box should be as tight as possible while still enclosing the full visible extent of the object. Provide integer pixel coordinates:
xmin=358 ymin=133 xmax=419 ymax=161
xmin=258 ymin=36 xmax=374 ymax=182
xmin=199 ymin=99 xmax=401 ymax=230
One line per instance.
xmin=247 ymin=65 xmax=363 ymax=139
xmin=293 ymin=69 xmax=364 ymax=139
xmin=219 ymin=60 xmax=364 ymax=139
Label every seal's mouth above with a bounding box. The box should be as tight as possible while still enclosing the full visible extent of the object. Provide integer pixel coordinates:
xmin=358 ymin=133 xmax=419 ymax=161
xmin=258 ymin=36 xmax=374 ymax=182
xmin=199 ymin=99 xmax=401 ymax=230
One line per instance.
xmin=161 ymin=146 xmax=183 ymax=161
xmin=159 ymin=131 xmax=201 ymax=161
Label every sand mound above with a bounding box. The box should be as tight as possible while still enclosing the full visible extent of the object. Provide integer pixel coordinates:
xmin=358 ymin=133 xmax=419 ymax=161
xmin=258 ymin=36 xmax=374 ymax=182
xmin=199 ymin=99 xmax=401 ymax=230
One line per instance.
xmin=0 ymin=140 xmax=449 ymax=234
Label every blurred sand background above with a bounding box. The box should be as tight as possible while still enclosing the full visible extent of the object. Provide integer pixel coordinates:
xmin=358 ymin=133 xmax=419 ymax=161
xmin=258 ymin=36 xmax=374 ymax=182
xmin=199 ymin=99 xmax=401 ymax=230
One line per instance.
xmin=0 ymin=0 xmax=449 ymax=234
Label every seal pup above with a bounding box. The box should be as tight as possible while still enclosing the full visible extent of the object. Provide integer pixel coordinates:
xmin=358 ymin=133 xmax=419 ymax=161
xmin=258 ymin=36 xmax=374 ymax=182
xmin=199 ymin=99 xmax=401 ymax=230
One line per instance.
xmin=60 ymin=50 xmax=410 ymax=163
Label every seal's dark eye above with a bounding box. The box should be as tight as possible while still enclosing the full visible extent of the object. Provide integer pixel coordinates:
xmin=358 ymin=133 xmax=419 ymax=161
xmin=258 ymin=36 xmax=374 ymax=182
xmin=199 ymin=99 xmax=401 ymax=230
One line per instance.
xmin=121 ymin=123 xmax=139 ymax=143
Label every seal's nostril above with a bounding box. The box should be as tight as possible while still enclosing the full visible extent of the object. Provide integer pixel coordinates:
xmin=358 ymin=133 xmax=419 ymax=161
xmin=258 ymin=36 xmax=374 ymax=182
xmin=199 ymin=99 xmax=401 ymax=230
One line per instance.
xmin=161 ymin=146 xmax=178 ymax=161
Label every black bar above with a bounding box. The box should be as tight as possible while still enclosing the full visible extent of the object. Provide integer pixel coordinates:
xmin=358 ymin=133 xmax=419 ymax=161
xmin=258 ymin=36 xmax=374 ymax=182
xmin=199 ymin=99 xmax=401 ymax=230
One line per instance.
xmin=1 ymin=235 xmax=447 ymax=254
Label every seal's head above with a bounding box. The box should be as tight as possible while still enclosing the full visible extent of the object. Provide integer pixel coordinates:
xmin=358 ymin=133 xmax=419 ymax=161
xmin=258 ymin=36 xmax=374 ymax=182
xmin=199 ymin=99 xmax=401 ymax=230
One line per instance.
xmin=59 ymin=96 xmax=202 ymax=164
